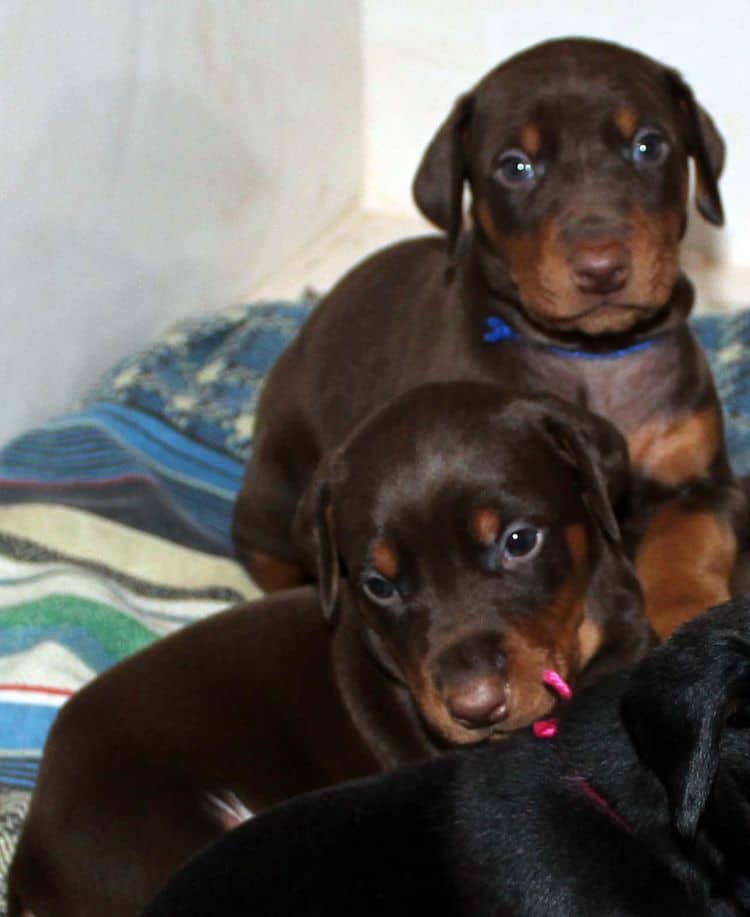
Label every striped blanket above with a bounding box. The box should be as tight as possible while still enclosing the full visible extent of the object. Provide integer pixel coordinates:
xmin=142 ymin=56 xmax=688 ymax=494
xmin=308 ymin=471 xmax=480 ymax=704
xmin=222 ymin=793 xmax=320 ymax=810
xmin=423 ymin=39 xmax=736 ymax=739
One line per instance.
xmin=1 ymin=297 xmax=750 ymax=903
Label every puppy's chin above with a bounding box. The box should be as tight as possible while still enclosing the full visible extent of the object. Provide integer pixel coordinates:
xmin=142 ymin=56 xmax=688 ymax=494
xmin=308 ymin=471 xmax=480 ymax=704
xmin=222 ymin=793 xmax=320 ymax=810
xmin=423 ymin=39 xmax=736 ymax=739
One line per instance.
xmin=525 ymin=300 xmax=664 ymax=338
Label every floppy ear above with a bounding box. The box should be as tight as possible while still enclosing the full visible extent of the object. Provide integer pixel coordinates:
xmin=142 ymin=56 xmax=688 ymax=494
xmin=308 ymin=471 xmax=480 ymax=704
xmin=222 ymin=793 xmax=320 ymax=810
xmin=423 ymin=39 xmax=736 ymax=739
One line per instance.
xmin=412 ymin=92 xmax=474 ymax=248
xmin=538 ymin=402 xmax=629 ymax=543
xmin=667 ymin=69 xmax=725 ymax=226
xmin=293 ymin=463 xmax=340 ymax=624
xmin=621 ymin=599 xmax=750 ymax=841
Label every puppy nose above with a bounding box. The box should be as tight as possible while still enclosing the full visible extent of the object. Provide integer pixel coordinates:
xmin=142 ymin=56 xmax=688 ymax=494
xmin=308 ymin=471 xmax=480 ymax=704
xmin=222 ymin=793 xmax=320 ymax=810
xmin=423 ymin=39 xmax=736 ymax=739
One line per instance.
xmin=445 ymin=674 xmax=509 ymax=728
xmin=572 ymin=241 xmax=630 ymax=295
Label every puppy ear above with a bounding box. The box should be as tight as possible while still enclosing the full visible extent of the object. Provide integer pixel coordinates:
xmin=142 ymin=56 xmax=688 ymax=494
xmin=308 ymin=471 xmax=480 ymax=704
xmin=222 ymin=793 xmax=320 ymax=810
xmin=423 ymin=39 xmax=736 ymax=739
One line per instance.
xmin=293 ymin=463 xmax=340 ymax=623
xmin=621 ymin=599 xmax=750 ymax=841
xmin=412 ymin=93 xmax=474 ymax=248
xmin=539 ymin=402 xmax=629 ymax=543
xmin=667 ymin=69 xmax=725 ymax=226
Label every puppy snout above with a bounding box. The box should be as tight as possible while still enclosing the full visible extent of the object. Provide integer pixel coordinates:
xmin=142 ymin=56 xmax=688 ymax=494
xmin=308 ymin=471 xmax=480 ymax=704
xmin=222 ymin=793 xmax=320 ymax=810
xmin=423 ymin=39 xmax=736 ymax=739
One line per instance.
xmin=433 ymin=636 xmax=509 ymax=728
xmin=444 ymin=674 xmax=509 ymax=727
xmin=572 ymin=241 xmax=630 ymax=295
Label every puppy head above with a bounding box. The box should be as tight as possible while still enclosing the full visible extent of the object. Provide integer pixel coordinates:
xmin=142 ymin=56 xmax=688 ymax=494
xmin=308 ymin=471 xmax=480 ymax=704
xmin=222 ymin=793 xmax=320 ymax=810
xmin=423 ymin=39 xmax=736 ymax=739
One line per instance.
xmin=413 ymin=37 xmax=724 ymax=336
xmin=296 ymin=382 xmax=646 ymax=746
xmin=621 ymin=599 xmax=750 ymax=843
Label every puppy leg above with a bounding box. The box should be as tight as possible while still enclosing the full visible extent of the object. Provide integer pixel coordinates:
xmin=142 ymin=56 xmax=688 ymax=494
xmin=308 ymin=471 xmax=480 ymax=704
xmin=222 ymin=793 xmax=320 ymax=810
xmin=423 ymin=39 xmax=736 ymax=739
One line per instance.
xmin=232 ymin=410 xmax=320 ymax=591
xmin=635 ymin=500 xmax=738 ymax=638
xmin=245 ymin=549 xmax=308 ymax=592
xmin=9 ymin=778 xmax=229 ymax=917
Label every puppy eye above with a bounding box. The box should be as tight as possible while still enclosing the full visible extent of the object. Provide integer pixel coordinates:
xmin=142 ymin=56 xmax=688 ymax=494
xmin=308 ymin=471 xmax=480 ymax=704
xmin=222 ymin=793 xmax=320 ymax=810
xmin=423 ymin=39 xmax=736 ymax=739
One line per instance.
xmin=631 ymin=128 xmax=669 ymax=167
xmin=494 ymin=150 xmax=537 ymax=188
xmin=362 ymin=574 xmax=398 ymax=604
xmin=499 ymin=524 xmax=543 ymax=563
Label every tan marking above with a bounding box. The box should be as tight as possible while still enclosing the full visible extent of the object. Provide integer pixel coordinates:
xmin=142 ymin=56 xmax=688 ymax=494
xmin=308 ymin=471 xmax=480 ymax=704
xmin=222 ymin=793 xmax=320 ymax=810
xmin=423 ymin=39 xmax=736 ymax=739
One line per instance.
xmin=492 ymin=522 xmax=591 ymax=727
xmin=636 ymin=504 xmax=737 ymax=639
xmin=372 ymin=540 xmax=399 ymax=580
xmin=577 ymin=616 xmax=604 ymax=668
xmin=475 ymin=200 xmax=682 ymax=336
xmin=470 ymin=507 xmax=501 ymax=545
xmin=519 ymin=122 xmax=542 ymax=158
xmin=565 ymin=522 xmax=589 ymax=569
xmin=614 ymin=105 xmax=639 ymax=139
xmin=627 ymin=407 xmax=720 ymax=488
xmin=248 ymin=550 xmax=307 ymax=593
xmin=501 ymin=628 xmax=558 ymax=726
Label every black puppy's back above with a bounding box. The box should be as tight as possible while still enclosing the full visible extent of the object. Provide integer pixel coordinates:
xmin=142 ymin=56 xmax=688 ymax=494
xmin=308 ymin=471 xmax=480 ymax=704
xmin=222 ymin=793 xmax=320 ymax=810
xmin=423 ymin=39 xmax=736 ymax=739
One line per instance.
xmin=143 ymin=671 xmax=710 ymax=917
xmin=144 ymin=754 xmax=462 ymax=916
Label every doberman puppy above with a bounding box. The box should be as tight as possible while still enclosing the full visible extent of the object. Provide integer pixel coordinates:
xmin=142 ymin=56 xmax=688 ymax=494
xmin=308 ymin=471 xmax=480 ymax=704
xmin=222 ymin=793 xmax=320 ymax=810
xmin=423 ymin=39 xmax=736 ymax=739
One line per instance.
xmin=234 ymin=37 xmax=747 ymax=639
xmin=144 ymin=598 xmax=750 ymax=917
xmin=8 ymin=384 xmax=649 ymax=917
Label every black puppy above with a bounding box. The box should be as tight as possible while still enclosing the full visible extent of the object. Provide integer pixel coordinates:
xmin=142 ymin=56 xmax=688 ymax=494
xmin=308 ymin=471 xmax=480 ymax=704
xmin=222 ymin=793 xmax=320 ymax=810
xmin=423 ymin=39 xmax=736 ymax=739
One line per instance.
xmin=143 ymin=599 xmax=750 ymax=916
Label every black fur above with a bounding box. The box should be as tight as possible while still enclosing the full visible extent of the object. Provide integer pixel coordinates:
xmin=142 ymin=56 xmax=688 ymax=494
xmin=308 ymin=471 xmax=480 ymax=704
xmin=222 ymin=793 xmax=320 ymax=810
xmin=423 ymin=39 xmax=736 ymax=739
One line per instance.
xmin=143 ymin=599 xmax=750 ymax=916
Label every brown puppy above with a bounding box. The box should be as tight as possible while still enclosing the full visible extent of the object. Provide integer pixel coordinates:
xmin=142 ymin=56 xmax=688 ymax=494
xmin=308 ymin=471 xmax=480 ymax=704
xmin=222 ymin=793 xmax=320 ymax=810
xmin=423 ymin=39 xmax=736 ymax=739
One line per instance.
xmin=8 ymin=384 xmax=648 ymax=917
xmin=295 ymin=384 xmax=649 ymax=745
xmin=235 ymin=38 xmax=746 ymax=638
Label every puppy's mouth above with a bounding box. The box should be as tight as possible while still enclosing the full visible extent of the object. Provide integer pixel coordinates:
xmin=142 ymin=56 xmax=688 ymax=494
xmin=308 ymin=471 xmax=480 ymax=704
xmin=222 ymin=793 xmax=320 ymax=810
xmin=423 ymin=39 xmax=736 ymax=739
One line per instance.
xmin=529 ymin=298 xmax=665 ymax=339
xmin=417 ymin=671 xmax=566 ymax=746
xmin=555 ymin=300 xmax=655 ymax=324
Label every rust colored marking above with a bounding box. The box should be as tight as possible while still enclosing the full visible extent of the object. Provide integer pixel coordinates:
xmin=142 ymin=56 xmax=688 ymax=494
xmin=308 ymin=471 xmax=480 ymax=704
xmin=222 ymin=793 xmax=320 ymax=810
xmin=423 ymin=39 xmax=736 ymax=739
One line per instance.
xmin=372 ymin=540 xmax=399 ymax=580
xmin=475 ymin=199 xmax=682 ymax=336
xmin=519 ymin=122 xmax=542 ymax=157
xmin=248 ymin=550 xmax=307 ymax=593
xmin=614 ymin=105 xmax=639 ymax=139
xmin=565 ymin=522 xmax=589 ymax=570
xmin=498 ymin=522 xmax=591 ymax=724
xmin=627 ymin=407 xmax=720 ymax=488
xmin=501 ymin=627 xmax=558 ymax=726
xmin=577 ymin=616 xmax=603 ymax=668
xmin=470 ymin=507 xmax=501 ymax=545
xmin=636 ymin=504 xmax=737 ymax=639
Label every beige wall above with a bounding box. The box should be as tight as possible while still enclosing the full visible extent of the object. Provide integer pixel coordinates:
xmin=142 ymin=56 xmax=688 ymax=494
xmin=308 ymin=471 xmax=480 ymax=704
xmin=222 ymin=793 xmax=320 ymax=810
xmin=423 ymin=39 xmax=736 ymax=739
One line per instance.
xmin=0 ymin=1 xmax=362 ymax=442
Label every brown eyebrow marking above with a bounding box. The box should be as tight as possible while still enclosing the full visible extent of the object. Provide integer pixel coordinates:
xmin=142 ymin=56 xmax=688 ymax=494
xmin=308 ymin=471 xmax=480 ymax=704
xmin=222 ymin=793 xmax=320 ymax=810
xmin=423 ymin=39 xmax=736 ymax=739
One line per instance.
xmin=372 ymin=540 xmax=399 ymax=579
xmin=564 ymin=522 xmax=589 ymax=570
xmin=519 ymin=122 xmax=542 ymax=158
xmin=614 ymin=105 xmax=639 ymax=139
xmin=470 ymin=508 xmax=501 ymax=545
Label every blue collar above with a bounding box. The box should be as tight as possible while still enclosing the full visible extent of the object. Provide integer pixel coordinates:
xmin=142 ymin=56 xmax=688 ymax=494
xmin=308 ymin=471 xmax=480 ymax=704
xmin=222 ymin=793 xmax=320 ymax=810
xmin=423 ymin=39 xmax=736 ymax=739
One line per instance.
xmin=483 ymin=316 xmax=659 ymax=360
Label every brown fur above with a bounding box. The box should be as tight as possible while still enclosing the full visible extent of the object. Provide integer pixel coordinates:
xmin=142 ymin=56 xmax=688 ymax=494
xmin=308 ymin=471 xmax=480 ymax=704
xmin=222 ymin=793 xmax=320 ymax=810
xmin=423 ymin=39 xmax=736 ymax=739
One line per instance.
xmin=234 ymin=39 xmax=744 ymax=659
xmin=478 ymin=206 xmax=683 ymax=336
xmin=636 ymin=505 xmax=737 ymax=638
xmin=9 ymin=384 xmax=654 ymax=917
xmin=295 ymin=384 xmax=650 ymax=743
